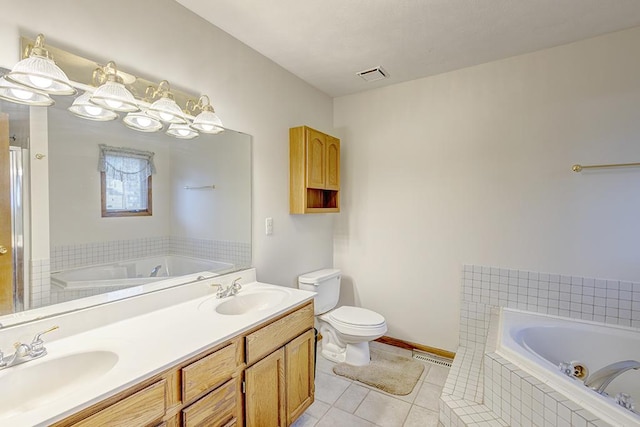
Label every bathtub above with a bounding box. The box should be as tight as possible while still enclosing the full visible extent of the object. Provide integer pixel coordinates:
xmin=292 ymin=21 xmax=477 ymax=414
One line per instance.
xmin=51 ymin=255 xmax=235 ymax=290
xmin=496 ymin=308 xmax=640 ymax=427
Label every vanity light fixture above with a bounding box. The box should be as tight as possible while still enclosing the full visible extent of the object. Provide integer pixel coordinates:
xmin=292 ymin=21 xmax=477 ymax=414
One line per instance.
xmin=166 ymin=123 xmax=199 ymax=139
xmin=1 ymin=34 xmax=224 ymax=142
xmin=68 ymin=91 xmax=118 ymax=121
xmin=146 ymin=81 xmax=188 ymax=124
xmin=90 ymin=61 xmax=139 ymax=112
xmin=123 ymin=111 xmax=163 ymax=132
xmin=0 ymin=76 xmax=54 ymax=106
xmin=187 ymin=95 xmax=224 ymax=134
xmin=4 ymin=34 xmax=75 ymax=95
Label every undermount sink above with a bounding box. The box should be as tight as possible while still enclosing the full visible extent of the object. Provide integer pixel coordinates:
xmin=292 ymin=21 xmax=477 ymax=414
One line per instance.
xmin=199 ymin=289 xmax=289 ymax=315
xmin=0 ymin=350 xmax=119 ymax=419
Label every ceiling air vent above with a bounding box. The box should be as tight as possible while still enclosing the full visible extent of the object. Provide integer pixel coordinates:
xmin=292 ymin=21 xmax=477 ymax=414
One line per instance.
xmin=356 ymin=66 xmax=388 ymax=82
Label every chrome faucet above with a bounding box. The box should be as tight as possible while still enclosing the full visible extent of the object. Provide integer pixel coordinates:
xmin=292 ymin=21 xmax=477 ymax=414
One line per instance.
xmin=211 ymin=277 xmax=243 ymax=298
xmin=584 ymin=360 xmax=640 ymax=394
xmin=230 ymin=277 xmax=242 ymax=295
xmin=149 ymin=265 xmax=162 ymax=277
xmin=0 ymin=325 xmax=59 ymax=369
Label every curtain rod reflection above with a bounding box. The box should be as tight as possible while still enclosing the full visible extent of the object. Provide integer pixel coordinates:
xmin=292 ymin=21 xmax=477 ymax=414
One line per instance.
xmin=184 ymin=185 xmax=216 ymax=190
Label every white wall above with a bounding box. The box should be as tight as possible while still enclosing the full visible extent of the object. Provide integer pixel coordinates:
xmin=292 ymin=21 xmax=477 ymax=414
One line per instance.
xmin=0 ymin=0 xmax=335 ymax=286
xmin=170 ymin=130 xmax=251 ymax=243
xmin=334 ymin=27 xmax=640 ymax=352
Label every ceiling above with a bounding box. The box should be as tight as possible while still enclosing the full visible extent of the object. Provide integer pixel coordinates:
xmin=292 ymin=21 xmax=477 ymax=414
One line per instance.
xmin=176 ymin=0 xmax=640 ymax=98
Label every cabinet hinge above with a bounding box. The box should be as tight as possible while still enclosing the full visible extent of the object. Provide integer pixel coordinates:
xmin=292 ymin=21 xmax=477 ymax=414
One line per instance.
xmin=242 ymin=380 xmax=246 ymax=394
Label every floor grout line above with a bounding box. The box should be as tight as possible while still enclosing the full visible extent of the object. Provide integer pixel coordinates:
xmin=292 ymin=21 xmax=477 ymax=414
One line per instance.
xmin=301 ymin=342 xmax=447 ymax=427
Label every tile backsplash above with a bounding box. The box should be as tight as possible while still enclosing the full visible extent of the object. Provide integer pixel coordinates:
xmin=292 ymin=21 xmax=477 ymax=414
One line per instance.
xmin=27 ymin=236 xmax=251 ymax=309
xmin=51 ymin=236 xmax=251 ymax=272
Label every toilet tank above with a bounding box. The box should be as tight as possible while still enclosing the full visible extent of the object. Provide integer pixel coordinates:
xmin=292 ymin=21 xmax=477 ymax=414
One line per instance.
xmin=298 ymin=269 xmax=341 ymax=315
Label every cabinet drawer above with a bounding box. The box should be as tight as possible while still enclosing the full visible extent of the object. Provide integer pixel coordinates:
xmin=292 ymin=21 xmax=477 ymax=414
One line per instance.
xmin=245 ymin=302 xmax=313 ymax=365
xmin=181 ymin=377 xmax=239 ymax=427
xmin=73 ymin=380 xmax=166 ymax=427
xmin=182 ymin=341 xmax=239 ymax=403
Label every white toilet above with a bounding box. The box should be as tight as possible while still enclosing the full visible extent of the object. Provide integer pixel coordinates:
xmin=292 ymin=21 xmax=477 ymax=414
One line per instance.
xmin=298 ymin=269 xmax=387 ymax=366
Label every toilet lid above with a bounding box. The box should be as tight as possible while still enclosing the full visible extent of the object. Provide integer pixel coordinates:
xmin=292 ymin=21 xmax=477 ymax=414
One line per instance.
xmin=328 ymin=306 xmax=385 ymax=327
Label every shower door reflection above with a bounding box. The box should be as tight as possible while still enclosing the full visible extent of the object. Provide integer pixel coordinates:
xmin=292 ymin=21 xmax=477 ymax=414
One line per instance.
xmin=9 ymin=147 xmax=25 ymax=312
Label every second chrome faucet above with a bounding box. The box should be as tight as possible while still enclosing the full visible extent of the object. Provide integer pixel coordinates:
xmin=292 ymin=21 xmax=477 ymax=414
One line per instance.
xmin=212 ymin=277 xmax=243 ymax=299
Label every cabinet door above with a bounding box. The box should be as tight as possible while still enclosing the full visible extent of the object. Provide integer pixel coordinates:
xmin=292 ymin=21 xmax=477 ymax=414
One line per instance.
xmin=325 ymin=136 xmax=340 ymax=191
xmin=285 ymin=330 xmax=315 ymax=425
xmin=305 ymin=127 xmax=326 ymax=189
xmin=245 ymin=348 xmax=286 ymax=427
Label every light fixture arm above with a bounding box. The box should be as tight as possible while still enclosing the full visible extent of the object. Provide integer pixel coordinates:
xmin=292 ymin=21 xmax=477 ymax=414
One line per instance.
xmin=93 ymin=61 xmax=124 ymax=85
xmin=146 ymin=80 xmax=174 ymax=101
xmin=24 ymin=34 xmax=52 ymax=60
xmin=185 ymin=95 xmax=216 ymax=115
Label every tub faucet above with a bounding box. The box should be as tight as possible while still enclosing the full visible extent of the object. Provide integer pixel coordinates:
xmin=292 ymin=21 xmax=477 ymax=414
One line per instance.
xmin=149 ymin=265 xmax=162 ymax=277
xmin=584 ymin=360 xmax=640 ymax=394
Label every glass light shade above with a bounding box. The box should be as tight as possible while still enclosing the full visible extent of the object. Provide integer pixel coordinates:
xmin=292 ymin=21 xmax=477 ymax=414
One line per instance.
xmin=123 ymin=111 xmax=163 ymax=132
xmin=6 ymin=55 xmax=75 ymax=95
xmin=190 ymin=109 xmax=224 ymax=134
xmin=68 ymin=91 xmax=118 ymax=121
xmin=0 ymin=77 xmax=54 ymax=106
xmin=90 ymin=80 xmax=139 ymax=112
xmin=147 ymin=96 xmax=187 ymax=124
xmin=166 ymin=123 xmax=199 ymax=139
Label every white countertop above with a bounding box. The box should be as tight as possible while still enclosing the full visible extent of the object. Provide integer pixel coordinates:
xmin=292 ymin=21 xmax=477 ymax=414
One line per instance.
xmin=0 ymin=280 xmax=315 ymax=426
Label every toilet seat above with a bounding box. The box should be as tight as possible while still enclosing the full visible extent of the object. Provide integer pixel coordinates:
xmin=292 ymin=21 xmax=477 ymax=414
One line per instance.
xmin=321 ymin=306 xmax=387 ymax=338
xmin=328 ymin=306 xmax=385 ymax=327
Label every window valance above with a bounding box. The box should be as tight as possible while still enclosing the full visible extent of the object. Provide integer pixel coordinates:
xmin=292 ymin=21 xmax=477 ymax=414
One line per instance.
xmin=98 ymin=144 xmax=156 ymax=181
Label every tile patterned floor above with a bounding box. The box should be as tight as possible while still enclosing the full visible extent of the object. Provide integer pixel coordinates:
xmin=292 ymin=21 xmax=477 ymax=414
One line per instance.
xmin=292 ymin=341 xmax=450 ymax=427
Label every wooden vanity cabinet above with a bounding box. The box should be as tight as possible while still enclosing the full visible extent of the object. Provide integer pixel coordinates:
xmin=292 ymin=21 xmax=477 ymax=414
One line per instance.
xmin=244 ymin=302 xmax=315 ymax=427
xmin=54 ymin=338 xmax=243 ymax=427
xmin=54 ymin=302 xmax=314 ymax=427
xmin=290 ymin=125 xmax=340 ymax=213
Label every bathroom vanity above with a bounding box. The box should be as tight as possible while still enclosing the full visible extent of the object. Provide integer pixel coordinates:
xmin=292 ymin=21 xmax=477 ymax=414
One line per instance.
xmin=0 ymin=269 xmax=316 ymax=427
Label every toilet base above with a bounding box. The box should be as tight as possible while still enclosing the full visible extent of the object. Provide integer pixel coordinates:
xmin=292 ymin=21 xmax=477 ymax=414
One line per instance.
xmin=321 ymin=340 xmax=371 ymax=366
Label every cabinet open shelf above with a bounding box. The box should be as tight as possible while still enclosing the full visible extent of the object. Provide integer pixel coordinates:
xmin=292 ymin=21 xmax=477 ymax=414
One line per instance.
xmin=306 ymin=189 xmax=339 ymax=210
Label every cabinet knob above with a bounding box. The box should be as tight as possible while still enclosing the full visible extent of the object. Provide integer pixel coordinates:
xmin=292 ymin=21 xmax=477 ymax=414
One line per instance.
xmin=0 ymin=246 xmax=7 ymax=255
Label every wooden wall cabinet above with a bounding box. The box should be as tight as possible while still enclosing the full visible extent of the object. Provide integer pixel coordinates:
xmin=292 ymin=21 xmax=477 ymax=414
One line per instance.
xmin=290 ymin=125 xmax=340 ymax=213
xmin=54 ymin=302 xmax=315 ymax=427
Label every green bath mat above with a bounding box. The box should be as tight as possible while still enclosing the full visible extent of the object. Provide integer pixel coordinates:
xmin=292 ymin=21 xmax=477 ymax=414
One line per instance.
xmin=332 ymin=349 xmax=424 ymax=395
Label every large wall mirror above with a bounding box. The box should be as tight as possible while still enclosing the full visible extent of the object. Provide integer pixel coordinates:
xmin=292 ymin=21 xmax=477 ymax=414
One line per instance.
xmin=0 ymin=79 xmax=252 ymax=328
